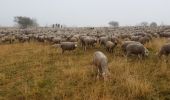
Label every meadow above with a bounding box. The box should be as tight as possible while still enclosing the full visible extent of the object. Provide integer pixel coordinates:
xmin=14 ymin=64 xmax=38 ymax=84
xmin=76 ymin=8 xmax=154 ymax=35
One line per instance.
xmin=0 ymin=38 xmax=170 ymax=100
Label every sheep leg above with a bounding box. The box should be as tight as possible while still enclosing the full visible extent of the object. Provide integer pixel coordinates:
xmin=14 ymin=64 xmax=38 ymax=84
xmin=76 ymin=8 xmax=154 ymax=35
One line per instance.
xmin=62 ymin=49 xmax=65 ymax=54
xmin=96 ymin=68 xmax=100 ymax=80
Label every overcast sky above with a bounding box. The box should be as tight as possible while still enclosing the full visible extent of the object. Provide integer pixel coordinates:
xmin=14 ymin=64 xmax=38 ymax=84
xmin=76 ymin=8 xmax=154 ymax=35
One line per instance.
xmin=0 ymin=0 xmax=170 ymax=27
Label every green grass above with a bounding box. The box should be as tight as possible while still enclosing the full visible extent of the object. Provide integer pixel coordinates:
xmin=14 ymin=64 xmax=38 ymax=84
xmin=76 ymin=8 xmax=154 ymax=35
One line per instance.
xmin=0 ymin=38 xmax=170 ymax=100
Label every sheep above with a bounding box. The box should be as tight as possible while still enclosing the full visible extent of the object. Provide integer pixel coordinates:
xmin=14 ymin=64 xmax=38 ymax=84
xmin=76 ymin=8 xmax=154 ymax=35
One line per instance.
xmin=158 ymin=43 xmax=170 ymax=57
xmin=105 ymin=41 xmax=116 ymax=53
xmin=139 ymin=36 xmax=150 ymax=44
xmin=130 ymin=36 xmax=140 ymax=41
xmin=81 ymin=37 xmax=97 ymax=51
xmin=133 ymin=32 xmax=146 ymax=37
xmin=152 ymin=33 xmax=159 ymax=38
xmin=52 ymin=37 xmax=61 ymax=44
xmin=120 ymin=34 xmax=131 ymax=39
xmin=126 ymin=43 xmax=149 ymax=58
xmin=93 ymin=51 xmax=110 ymax=81
xmin=110 ymin=36 xmax=119 ymax=45
xmin=46 ymin=35 xmax=55 ymax=43
xmin=145 ymin=34 xmax=152 ymax=40
xmin=159 ymin=33 xmax=170 ymax=38
xmin=79 ymin=35 xmax=88 ymax=47
xmin=60 ymin=42 xmax=77 ymax=53
xmin=121 ymin=41 xmax=141 ymax=53
xmin=1 ymin=36 xmax=15 ymax=44
xmin=17 ymin=35 xmax=30 ymax=43
xmin=69 ymin=37 xmax=78 ymax=42
xmin=99 ymin=36 xmax=109 ymax=46
xmin=37 ymin=35 xmax=45 ymax=42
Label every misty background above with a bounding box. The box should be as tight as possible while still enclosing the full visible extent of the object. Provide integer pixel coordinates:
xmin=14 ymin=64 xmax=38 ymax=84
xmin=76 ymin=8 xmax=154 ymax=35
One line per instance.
xmin=0 ymin=0 xmax=170 ymax=27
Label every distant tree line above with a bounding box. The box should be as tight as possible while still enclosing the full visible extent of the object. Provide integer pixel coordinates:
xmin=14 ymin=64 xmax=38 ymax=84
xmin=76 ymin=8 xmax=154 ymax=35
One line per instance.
xmin=108 ymin=20 xmax=159 ymax=27
xmin=137 ymin=21 xmax=158 ymax=27
xmin=13 ymin=16 xmax=160 ymax=29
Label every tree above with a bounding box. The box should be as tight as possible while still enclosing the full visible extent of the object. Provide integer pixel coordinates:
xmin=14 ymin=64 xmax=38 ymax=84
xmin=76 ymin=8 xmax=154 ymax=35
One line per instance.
xmin=140 ymin=22 xmax=148 ymax=27
xmin=14 ymin=16 xmax=38 ymax=28
xmin=108 ymin=21 xmax=119 ymax=27
xmin=150 ymin=22 xmax=157 ymax=27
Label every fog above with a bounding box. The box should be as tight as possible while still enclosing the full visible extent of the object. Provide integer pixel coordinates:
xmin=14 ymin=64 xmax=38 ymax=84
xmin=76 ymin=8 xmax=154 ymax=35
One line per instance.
xmin=0 ymin=0 xmax=170 ymax=26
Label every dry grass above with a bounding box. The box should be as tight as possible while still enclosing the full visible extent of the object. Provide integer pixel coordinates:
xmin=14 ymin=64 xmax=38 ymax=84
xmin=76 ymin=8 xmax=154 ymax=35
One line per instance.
xmin=0 ymin=38 xmax=170 ymax=100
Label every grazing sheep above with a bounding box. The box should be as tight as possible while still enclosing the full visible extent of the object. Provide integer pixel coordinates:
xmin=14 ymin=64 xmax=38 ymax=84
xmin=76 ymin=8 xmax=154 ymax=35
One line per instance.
xmin=126 ymin=43 xmax=149 ymax=57
xmin=69 ymin=37 xmax=78 ymax=42
xmin=52 ymin=37 xmax=61 ymax=44
xmin=158 ymin=43 xmax=170 ymax=57
xmin=139 ymin=36 xmax=150 ymax=44
xmin=105 ymin=41 xmax=116 ymax=53
xmin=93 ymin=51 xmax=110 ymax=81
xmin=18 ymin=36 xmax=30 ymax=43
xmin=130 ymin=36 xmax=140 ymax=41
xmin=121 ymin=41 xmax=141 ymax=53
xmin=46 ymin=35 xmax=55 ymax=42
xmin=145 ymin=34 xmax=152 ymax=40
xmin=1 ymin=36 xmax=15 ymax=44
xmin=82 ymin=37 xmax=97 ymax=51
xmin=133 ymin=32 xmax=146 ymax=37
xmin=120 ymin=34 xmax=130 ymax=39
xmin=159 ymin=33 xmax=170 ymax=38
xmin=37 ymin=35 xmax=45 ymax=42
xmin=60 ymin=42 xmax=77 ymax=53
xmin=110 ymin=36 xmax=119 ymax=45
xmin=152 ymin=33 xmax=159 ymax=38
xmin=99 ymin=36 xmax=109 ymax=46
xmin=79 ymin=35 xmax=88 ymax=47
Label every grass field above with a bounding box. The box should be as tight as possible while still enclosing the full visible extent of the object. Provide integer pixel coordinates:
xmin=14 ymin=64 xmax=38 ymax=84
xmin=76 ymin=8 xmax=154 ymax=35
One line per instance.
xmin=0 ymin=38 xmax=170 ymax=100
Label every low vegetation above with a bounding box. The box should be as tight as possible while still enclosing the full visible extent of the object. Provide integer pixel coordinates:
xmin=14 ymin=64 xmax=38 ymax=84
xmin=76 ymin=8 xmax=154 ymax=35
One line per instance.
xmin=0 ymin=38 xmax=170 ymax=100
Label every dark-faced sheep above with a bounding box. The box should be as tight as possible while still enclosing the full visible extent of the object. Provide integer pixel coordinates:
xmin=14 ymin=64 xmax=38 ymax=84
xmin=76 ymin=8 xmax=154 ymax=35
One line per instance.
xmin=93 ymin=51 xmax=110 ymax=81
xmin=126 ymin=43 xmax=149 ymax=58
xmin=60 ymin=42 xmax=77 ymax=53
